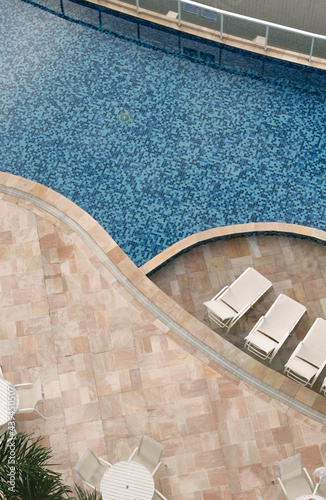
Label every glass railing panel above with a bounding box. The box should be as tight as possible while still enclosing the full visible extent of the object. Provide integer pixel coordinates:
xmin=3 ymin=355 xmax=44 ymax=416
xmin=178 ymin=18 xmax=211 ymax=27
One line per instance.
xmin=222 ymin=15 xmax=266 ymax=43
xmin=312 ymin=38 xmax=326 ymax=60
xmin=35 ymin=0 xmax=62 ymax=14
xmin=139 ymin=0 xmax=177 ymax=17
xmin=62 ymin=0 xmax=100 ymax=27
xmin=117 ymin=0 xmax=135 ymax=7
xmin=101 ymin=10 xmax=139 ymax=39
xmin=268 ymin=27 xmax=312 ymax=57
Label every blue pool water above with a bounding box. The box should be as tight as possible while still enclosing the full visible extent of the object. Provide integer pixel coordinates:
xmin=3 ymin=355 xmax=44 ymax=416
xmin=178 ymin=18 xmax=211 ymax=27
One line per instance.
xmin=1 ymin=0 xmax=326 ymax=266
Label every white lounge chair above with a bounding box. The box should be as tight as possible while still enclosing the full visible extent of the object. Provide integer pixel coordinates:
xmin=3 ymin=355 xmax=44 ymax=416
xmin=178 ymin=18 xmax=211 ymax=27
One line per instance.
xmin=320 ymin=376 xmax=326 ymax=396
xmin=244 ymin=294 xmax=306 ymax=364
xmin=277 ymin=453 xmax=314 ymax=500
xmin=203 ymin=267 xmax=272 ymax=335
xmin=283 ymin=317 xmax=326 ymax=388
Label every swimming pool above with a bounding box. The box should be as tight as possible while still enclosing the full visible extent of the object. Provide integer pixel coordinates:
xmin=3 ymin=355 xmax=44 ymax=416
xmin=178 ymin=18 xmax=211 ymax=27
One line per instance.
xmin=1 ymin=0 xmax=326 ymax=266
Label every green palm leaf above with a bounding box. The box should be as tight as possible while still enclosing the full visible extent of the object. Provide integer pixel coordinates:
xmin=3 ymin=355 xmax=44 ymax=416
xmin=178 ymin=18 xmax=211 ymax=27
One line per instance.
xmin=0 ymin=431 xmax=73 ymax=500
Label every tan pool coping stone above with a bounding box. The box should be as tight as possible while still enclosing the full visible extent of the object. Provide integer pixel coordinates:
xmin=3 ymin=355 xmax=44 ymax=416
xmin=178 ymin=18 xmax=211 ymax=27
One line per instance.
xmin=89 ymin=0 xmax=326 ymax=70
xmin=1 ymin=173 xmax=325 ymax=422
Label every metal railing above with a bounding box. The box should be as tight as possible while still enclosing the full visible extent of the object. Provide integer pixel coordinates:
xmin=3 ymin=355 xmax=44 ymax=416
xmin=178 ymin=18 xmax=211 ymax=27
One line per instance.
xmin=131 ymin=0 xmax=326 ymax=62
xmin=23 ymin=0 xmax=326 ymax=64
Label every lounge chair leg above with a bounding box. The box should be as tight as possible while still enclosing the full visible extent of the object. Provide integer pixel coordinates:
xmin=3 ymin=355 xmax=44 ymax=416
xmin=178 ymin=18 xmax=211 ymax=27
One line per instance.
xmin=223 ymin=328 xmax=230 ymax=338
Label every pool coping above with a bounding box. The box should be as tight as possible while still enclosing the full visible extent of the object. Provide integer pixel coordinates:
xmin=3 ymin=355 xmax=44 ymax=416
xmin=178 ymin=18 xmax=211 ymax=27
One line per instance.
xmin=140 ymin=222 xmax=326 ymax=275
xmin=0 ymin=172 xmax=325 ymax=425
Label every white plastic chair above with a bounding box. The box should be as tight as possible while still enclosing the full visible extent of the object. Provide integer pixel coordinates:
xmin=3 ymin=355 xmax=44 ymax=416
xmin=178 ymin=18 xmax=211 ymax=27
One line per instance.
xmin=320 ymin=376 xmax=326 ymax=396
xmin=244 ymin=294 xmax=306 ymax=364
xmin=74 ymin=448 xmax=112 ymax=491
xmin=15 ymin=377 xmax=46 ymax=419
xmin=277 ymin=453 xmax=314 ymax=499
xmin=128 ymin=435 xmax=165 ymax=476
xmin=203 ymin=267 xmax=272 ymax=335
xmin=283 ymin=317 xmax=326 ymax=388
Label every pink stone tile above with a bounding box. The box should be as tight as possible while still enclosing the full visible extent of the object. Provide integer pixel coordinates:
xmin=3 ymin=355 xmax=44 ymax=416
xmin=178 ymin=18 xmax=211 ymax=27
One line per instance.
xmin=1 ymin=197 xmax=326 ymax=500
xmin=113 ymin=349 xmax=138 ymax=370
xmin=186 ymin=413 xmax=216 ymax=434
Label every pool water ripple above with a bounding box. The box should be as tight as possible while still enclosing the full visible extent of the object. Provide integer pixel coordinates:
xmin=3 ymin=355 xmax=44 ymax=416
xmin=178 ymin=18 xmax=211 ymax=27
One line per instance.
xmin=1 ymin=0 xmax=326 ymax=266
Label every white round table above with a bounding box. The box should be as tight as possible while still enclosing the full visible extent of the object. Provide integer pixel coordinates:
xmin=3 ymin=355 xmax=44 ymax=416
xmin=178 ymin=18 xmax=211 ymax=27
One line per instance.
xmin=100 ymin=460 xmax=154 ymax=500
xmin=295 ymin=495 xmax=324 ymax=500
xmin=0 ymin=379 xmax=19 ymax=426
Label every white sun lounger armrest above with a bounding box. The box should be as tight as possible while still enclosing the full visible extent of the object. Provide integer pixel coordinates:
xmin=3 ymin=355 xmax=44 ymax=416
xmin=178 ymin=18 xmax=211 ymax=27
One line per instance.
xmin=225 ymin=303 xmax=251 ymax=336
xmin=211 ymin=285 xmax=229 ymax=301
xmin=244 ymin=316 xmax=265 ymax=350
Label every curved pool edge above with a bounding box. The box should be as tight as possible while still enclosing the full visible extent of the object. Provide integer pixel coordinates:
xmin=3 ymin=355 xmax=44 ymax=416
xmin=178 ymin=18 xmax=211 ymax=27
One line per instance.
xmin=0 ymin=171 xmax=325 ymax=424
xmin=140 ymin=222 xmax=326 ymax=275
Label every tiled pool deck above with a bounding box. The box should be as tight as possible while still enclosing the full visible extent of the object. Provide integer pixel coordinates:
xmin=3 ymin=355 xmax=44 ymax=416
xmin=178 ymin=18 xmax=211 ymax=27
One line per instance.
xmin=0 ymin=173 xmax=325 ymax=500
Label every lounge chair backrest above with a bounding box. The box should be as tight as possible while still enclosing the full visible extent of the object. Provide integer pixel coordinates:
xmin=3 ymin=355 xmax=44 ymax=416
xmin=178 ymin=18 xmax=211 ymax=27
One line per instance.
xmin=295 ymin=318 xmax=326 ymax=367
xmin=224 ymin=267 xmax=271 ymax=312
xmin=260 ymin=295 xmax=306 ymax=342
xmin=297 ymin=344 xmax=325 ymax=367
xmin=303 ymin=318 xmax=326 ymax=351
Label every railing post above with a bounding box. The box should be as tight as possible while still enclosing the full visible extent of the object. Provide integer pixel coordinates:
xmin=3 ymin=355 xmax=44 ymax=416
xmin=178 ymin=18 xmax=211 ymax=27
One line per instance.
xmin=309 ymin=37 xmax=314 ymax=61
xmin=136 ymin=0 xmax=139 ymax=14
xmin=264 ymin=25 xmax=269 ymax=50
xmin=220 ymin=13 xmax=223 ymax=39
xmin=178 ymin=0 xmax=181 ymax=27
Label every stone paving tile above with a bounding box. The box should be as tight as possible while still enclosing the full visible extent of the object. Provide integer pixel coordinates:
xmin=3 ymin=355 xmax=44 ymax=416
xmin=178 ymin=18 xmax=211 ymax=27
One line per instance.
xmin=0 ymin=199 xmax=325 ymax=499
xmin=151 ymin=235 xmax=326 ymax=391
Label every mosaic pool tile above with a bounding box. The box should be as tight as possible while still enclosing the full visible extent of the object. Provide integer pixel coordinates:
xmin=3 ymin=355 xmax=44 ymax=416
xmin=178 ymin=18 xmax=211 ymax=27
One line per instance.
xmin=1 ymin=0 xmax=326 ymax=266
